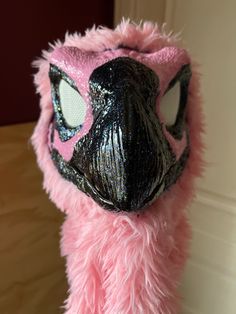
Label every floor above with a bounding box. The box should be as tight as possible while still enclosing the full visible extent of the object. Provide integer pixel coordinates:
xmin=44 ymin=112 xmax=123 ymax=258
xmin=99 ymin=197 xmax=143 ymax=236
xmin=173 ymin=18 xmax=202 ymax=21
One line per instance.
xmin=0 ymin=123 xmax=68 ymax=314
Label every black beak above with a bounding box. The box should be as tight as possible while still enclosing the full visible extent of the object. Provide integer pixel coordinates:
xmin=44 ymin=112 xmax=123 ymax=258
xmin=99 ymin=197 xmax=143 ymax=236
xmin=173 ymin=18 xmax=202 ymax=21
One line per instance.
xmin=69 ymin=57 xmax=174 ymax=212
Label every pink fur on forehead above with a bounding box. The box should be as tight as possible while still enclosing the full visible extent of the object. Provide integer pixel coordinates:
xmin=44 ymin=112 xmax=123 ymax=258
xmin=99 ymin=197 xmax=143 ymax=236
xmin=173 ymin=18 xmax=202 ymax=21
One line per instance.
xmin=63 ymin=20 xmax=180 ymax=53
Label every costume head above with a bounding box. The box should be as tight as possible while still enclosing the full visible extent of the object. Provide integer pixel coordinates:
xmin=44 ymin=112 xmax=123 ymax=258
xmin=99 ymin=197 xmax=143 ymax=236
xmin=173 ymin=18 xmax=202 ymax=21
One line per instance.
xmin=33 ymin=21 xmax=204 ymax=213
xmin=32 ymin=20 xmax=204 ymax=313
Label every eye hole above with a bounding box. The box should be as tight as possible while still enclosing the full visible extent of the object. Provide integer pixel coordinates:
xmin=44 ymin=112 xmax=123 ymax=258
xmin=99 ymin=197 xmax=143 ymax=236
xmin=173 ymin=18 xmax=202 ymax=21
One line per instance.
xmin=59 ymin=79 xmax=87 ymax=128
xmin=160 ymin=82 xmax=180 ymax=126
xmin=159 ymin=64 xmax=191 ymax=140
xmin=49 ymin=64 xmax=87 ymax=142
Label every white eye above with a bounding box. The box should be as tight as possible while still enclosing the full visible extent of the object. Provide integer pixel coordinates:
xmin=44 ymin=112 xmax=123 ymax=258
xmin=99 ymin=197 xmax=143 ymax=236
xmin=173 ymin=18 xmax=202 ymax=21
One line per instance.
xmin=59 ymin=79 xmax=87 ymax=128
xmin=160 ymin=82 xmax=180 ymax=126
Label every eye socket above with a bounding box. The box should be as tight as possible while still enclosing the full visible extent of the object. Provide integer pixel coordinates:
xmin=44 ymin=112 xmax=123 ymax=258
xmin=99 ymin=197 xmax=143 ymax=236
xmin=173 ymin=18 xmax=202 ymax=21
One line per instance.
xmin=49 ymin=64 xmax=87 ymax=141
xmin=159 ymin=64 xmax=192 ymax=140
xmin=59 ymin=79 xmax=87 ymax=128
xmin=160 ymin=82 xmax=180 ymax=126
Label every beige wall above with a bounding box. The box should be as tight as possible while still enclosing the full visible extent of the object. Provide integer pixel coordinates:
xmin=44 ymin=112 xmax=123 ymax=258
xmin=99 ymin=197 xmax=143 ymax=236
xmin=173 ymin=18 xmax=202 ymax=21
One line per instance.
xmin=115 ymin=0 xmax=166 ymax=25
xmin=172 ymin=1 xmax=236 ymax=313
xmin=115 ymin=1 xmax=236 ymax=313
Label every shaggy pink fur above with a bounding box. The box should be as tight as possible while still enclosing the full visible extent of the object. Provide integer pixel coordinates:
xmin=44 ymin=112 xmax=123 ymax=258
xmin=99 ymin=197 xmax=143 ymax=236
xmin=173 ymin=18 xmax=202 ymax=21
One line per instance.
xmin=32 ymin=20 xmax=204 ymax=314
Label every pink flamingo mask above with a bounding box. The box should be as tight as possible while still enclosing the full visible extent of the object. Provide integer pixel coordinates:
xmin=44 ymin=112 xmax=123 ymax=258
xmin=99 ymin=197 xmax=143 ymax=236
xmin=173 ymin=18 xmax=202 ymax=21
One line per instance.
xmin=32 ymin=21 xmax=204 ymax=313
xmin=48 ymin=45 xmax=191 ymax=212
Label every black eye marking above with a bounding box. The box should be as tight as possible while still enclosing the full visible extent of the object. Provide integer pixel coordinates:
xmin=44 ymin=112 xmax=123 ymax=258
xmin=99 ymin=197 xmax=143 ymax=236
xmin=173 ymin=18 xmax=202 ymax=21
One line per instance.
xmin=161 ymin=64 xmax=192 ymax=140
xmin=49 ymin=64 xmax=86 ymax=142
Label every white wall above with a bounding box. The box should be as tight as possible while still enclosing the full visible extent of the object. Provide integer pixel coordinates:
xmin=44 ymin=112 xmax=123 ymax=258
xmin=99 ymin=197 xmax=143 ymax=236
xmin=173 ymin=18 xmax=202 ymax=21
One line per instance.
xmin=115 ymin=1 xmax=236 ymax=313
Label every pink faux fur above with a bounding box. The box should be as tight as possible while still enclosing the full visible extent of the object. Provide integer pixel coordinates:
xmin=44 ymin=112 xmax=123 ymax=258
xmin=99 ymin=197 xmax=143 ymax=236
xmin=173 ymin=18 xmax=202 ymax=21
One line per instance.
xmin=32 ymin=20 xmax=204 ymax=314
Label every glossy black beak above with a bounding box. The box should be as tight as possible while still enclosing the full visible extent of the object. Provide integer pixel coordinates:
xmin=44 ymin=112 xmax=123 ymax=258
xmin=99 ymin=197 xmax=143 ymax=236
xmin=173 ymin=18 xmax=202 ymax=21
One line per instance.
xmin=71 ymin=57 xmax=173 ymax=212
